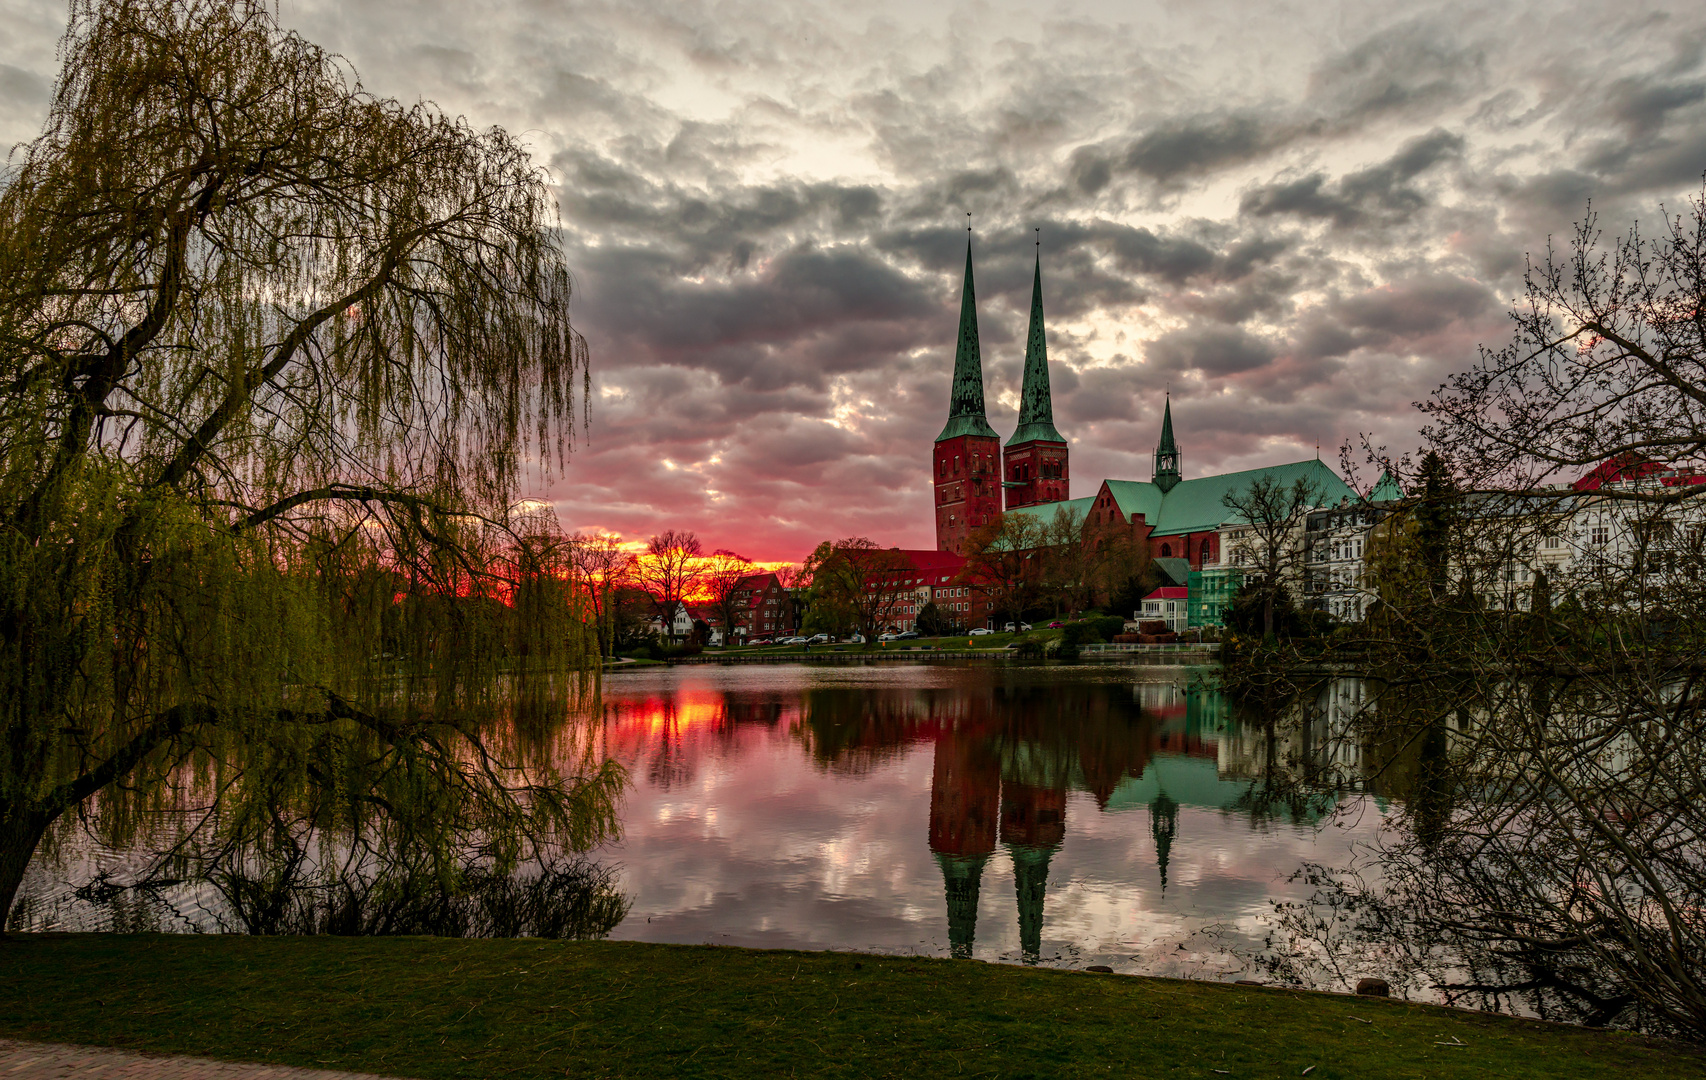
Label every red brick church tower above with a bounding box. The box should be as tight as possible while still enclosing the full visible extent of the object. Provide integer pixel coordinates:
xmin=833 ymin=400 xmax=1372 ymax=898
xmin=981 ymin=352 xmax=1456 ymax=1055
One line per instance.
xmin=1002 ymin=242 xmax=1068 ymax=509
xmin=934 ymin=235 xmax=1002 ymax=553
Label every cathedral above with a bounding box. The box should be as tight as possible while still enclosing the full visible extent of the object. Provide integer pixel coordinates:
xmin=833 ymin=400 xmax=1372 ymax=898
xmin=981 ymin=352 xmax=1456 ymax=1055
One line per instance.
xmin=933 ymin=235 xmax=1353 ymax=565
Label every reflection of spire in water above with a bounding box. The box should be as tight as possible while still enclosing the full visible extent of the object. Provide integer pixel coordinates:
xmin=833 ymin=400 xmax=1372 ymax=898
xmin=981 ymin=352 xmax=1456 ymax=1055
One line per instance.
xmin=1001 ymin=780 xmax=1065 ymax=965
xmin=935 ymin=852 xmax=990 ymax=959
xmin=1150 ymin=791 xmax=1178 ymax=893
xmin=929 ymin=731 xmax=1000 ymax=958
xmin=1008 ymin=844 xmax=1053 ymax=964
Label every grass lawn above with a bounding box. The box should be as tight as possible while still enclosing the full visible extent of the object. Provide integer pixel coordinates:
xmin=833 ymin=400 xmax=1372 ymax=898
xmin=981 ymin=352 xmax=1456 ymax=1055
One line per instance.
xmin=0 ymin=935 xmax=1697 ymax=1079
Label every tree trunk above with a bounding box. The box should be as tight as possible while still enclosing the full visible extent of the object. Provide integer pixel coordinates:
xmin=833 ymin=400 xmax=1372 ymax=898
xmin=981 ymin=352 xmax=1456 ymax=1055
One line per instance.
xmin=0 ymin=801 xmax=53 ymax=934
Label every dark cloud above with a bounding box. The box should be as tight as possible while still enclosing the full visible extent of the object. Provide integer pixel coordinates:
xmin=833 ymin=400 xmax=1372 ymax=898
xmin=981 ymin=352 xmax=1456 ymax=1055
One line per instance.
xmin=1602 ymin=76 xmax=1706 ymax=138
xmin=1146 ymin=324 xmax=1278 ymax=378
xmin=1305 ymin=17 xmax=1486 ymax=124
xmin=1241 ymin=129 xmax=1464 ymax=228
xmin=5 ymin=0 xmax=1698 ymax=558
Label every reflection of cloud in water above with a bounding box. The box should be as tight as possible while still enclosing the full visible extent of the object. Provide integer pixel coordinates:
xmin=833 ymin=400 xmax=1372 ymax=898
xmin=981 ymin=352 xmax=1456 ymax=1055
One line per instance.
xmin=597 ymin=664 xmax=1381 ymax=978
xmin=18 ymin=661 xmax=1382 ymax=978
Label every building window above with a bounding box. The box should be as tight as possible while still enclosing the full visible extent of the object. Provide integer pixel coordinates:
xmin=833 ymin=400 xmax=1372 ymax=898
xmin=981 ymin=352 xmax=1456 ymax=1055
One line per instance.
xmin=1201 ymin=539 xmax=1212 ymax=563
xmin=1161 ymin=543 xmax=1172 ymax=558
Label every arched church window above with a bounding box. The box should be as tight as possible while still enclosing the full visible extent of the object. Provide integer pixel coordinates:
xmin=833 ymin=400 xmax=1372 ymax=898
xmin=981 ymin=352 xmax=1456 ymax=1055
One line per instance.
xmin=1161 ymin=543 xmax=1172 ymax=558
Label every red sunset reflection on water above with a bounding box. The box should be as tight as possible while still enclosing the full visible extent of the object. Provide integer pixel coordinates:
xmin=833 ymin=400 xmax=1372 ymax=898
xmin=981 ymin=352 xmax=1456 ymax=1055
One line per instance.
xmin=591 ymin=664 xmax=1383 ymax=977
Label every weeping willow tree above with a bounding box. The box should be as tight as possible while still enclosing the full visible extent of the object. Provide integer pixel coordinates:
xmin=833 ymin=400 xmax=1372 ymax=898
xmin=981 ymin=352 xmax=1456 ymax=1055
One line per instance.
xmin=0 ymin=0 xmax=622 ymax=926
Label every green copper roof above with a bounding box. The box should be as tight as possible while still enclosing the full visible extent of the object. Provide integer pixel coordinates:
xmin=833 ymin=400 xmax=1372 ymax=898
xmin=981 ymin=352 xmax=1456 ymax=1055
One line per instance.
xmin=936 ymin=239 xmax=998 ymax=443
xmin=1370 ymin=469 xmax=1404 ymax=503
xmin=1007 ymin=459 xmax=1357 ymax=538
xmin=1005 ymin=496 xmax=1092 ymax=528
xmin=1007 ymin=251 xmax=1065 ymax=446
xmin=1101 ymin=754 xmax=1340 ymax=825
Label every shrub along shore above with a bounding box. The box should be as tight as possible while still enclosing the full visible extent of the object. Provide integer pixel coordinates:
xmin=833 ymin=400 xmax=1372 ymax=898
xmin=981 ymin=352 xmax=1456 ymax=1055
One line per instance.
xmin=0 ymin=935 xmax=1696 ymax=1079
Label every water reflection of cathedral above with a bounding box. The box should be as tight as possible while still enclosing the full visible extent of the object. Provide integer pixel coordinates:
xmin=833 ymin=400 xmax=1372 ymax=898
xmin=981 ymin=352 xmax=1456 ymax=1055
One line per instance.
xmin=915 ymin=678 xmax=1372 ymax=961
xmin=920 ymin=679 xmax=1234 ymax=963
xmin=602 ymin=673 xmax=1368 ymax=962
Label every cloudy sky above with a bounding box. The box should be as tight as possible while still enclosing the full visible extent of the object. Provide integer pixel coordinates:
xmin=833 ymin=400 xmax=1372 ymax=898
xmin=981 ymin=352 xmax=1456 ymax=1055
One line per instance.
xmin=5 ymin=0 xmax=1704 ymax=560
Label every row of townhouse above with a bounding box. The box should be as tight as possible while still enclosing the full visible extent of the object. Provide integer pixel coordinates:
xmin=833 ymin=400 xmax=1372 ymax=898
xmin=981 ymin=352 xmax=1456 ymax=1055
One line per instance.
xmin=1294 ymin=456 xmax=1706 ymax=621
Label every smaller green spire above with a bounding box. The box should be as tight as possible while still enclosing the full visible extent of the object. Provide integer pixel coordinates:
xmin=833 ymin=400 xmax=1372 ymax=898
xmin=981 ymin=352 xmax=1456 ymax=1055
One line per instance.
xmin=937 ymin=234 xmax=999 ymax=443
xmin=1007 ymin=246 xmax=1065 ymax=446
xmin=1153 ymin=396 xmax=1181 ymax=493
xmin=1150 ymin=792 xmax=1178 ymax=894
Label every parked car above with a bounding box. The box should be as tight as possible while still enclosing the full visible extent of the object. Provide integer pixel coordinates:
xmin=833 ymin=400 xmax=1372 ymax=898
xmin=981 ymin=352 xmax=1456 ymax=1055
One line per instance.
xmin=849 ymin=634 xmax=866 ymax=644
xmin=807 ymin=633 xmax=831 ymax=644
xmin=969 ymin=627 xmax=993 ymax=636
xmin=779 ymin=635 xmax=807 ymax=645
xmin=747 ymin=637 xmax=772 ymax=647
xmin=1002 ymin=622 xmax=1034 ymax=633
xmin=877 ymin=632 xmax=897 ymax=642
xmin=1046 ymin=621 xmax=1064 ymax=629
xmin=896 ymin=630 xmax=920 ymax=640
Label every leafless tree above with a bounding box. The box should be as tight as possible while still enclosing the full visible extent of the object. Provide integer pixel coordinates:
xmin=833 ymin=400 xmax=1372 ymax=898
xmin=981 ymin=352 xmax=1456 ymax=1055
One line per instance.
xmin=1222 ymin=475 xmax=1324 ymax=639
xmin=1422 ymin=183 xmax=1706 ymax=499
xmin=962 ymin=513 xmax=1049 ymax=628
xmin=1260 ymin=187 xmax=1706 ymax=1039
xmin=569 ymin=533 xmax=635 ymax=658
xmin=700 ymin=550 xmax=756 ymax=645
xmin=636 ymin=529 xmax=703 ymax=624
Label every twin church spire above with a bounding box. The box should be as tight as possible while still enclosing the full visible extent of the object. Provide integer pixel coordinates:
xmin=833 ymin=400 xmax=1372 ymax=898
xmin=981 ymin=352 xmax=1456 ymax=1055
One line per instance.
xmin=936 ymin=234 xmax=1057 ymax=446
xmin=932 ymin=231 xmax=1067 ymax=554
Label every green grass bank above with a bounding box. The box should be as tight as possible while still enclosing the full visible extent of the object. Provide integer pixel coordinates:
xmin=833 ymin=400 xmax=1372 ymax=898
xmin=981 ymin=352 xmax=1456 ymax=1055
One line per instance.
xmin=0 ymin=936 xmax=1696 ymax=1078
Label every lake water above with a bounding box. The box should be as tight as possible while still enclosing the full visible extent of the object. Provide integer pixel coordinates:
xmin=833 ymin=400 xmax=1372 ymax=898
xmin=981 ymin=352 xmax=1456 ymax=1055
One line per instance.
xmin=15 ymin=662 xmax=1384 ymax=984
xmin=592 ymin=662 xmax=1381 ymax=979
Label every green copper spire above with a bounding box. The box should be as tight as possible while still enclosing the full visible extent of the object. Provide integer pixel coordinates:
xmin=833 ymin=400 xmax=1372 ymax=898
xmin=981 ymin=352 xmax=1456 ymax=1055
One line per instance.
xmin=1007 ymin=247 xmax=1065 ymax=446
xmin=936 ymin=852 xmax=989 ymax=959
xmin=1009 ymin=844 xmax=1054 ymax=965
xmin=1153 ymin=395 xmax=1181 ymax=493
xmin=936 ymin=235 xmax=999 ymax=443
